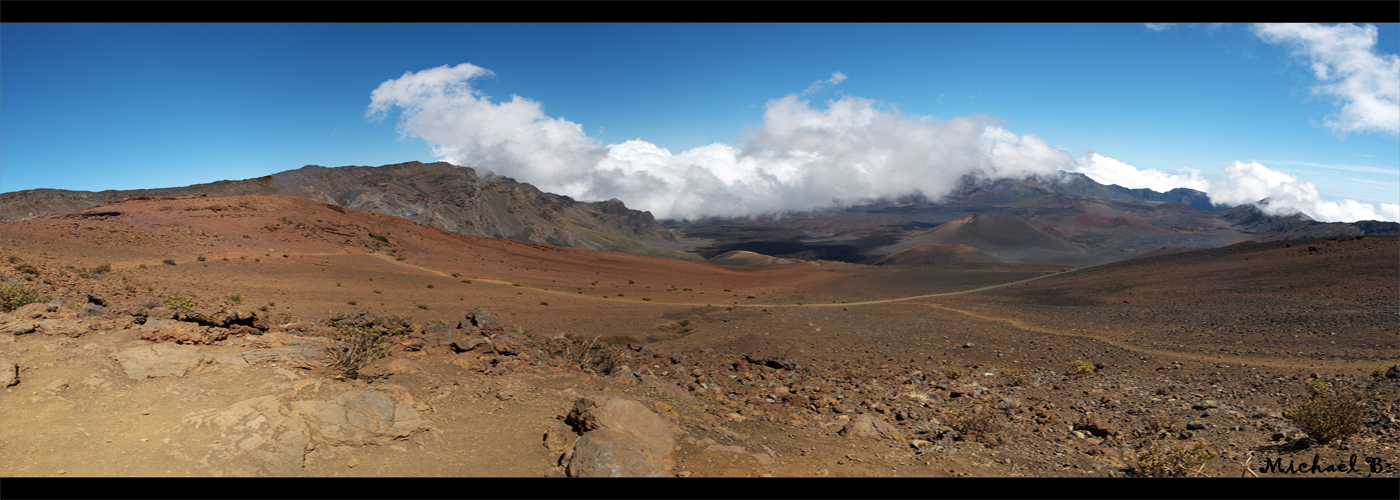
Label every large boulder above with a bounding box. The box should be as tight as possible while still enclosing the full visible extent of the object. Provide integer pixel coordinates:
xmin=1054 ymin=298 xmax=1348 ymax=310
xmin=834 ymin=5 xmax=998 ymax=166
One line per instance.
xmin=564 ymin=397 xmax=674 ymax=477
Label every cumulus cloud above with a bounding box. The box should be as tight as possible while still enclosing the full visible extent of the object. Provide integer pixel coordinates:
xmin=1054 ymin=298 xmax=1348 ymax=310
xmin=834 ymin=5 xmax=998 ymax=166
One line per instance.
xmin=1253 ymin=23 xmax=1400 ymax=136
xmin=1069 ymin=153 xmax=1210 ymax=193
xmin=368 ymin=64 xmax=1079 ymax=220
xmin=1204 ymin=161 xmax=1399 ymax=222
xmin=368 ymin=63 xmax=1398 ymax=223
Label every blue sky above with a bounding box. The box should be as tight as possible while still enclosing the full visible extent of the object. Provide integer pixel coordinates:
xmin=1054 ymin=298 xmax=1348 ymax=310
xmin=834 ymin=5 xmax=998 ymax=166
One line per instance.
xmin=3 ymin=23 xmax=1397 ymax=221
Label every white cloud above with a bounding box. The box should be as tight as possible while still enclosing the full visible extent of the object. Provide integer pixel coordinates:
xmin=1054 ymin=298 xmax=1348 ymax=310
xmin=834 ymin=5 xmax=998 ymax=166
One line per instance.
xmin=1069 ymin=153 xmax=1210 ymax=192
xmin=368 ymin=65 xmax=1084 ymax=221
xmin=1145 ymin=23 xmax=1177 ymax=32
xmin=368 ymin=64 xmax=1399 ymax=224
xmin=1253 ymin=23 xmax=1400 ymax=136
xmin=1206 ymin=161 xmax=1398 ymax=222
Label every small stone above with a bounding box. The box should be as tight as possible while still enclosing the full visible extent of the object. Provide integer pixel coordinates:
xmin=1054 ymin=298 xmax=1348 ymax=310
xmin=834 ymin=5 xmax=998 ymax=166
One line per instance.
xmin=347 ymin=459 xmax=358 ymax=468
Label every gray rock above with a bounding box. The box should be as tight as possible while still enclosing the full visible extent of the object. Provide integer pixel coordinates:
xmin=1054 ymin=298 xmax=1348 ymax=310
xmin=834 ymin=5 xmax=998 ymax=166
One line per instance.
xmin=838 ymin=414 xmax=900 ymax=440
xmin=0 ymin=321 xmax=38 ymax=336
xmin=112 ymin=343 xmax=213 ymax=379
xmin=565 ymin=397 xmax=674 ymax=477
xmin=567 ymin=428 xmax=669 ymax=477
xmin=0 ymin=359 xmax=17 ymax=387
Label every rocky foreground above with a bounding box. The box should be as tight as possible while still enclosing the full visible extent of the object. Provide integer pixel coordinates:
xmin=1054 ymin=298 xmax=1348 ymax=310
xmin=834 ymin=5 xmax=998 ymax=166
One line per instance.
xmin=2 ymin=293 xmax=1397 ymax=479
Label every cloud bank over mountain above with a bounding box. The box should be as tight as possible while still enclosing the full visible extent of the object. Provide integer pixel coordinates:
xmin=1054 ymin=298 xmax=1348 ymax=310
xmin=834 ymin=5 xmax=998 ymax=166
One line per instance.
xmin=368 ymin=63 xmax=1398 ymax=223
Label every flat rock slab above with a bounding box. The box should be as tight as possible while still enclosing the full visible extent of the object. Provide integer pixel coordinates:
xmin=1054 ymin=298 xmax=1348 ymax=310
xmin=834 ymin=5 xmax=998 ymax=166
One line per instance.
xmin=174 ymin=389 xmax=432 ymax=476
xmin=113 ymin=344 xmax=214 ymax=379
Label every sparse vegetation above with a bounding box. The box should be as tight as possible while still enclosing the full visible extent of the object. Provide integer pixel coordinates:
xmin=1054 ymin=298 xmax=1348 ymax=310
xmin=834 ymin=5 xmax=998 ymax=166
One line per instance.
xmin=16 ymin=263 xmax=40 ymax=276
xmin=945 ymin=397 xmax=1002 ymax=437
xmin=77 ymin=263 xmax=112 ymax=279
xmin=229 ymin=293 xmax=244 ymax=304
xmin=1000 ymin=368 xmax=1026 ymax=386
xmin=945 ymin=366 xmax=964 ymax=380
xmin=0 ymin=284 xmax=49 ymax=312
xmin=196 ymin=255 xmax=206 ymax=262
xmin=1133 ymin=441 xmax=1215 ymax=477
xmin=565 ymin=336 xmax=623 ymax=375
xmin=6 ymin=255 xmax=19 ymax=264
xmin=323 ymin=316 xmax=398 ymax=379
xmin=163 ymin=259 xmax=176 ymax=266
xmin=139 ymin=264 xmax=148 ymax=269
xmin=462 ymin=279 xmax=472 ymax=284
xmin=416 ymin=303 xmax=429 ymax=310
xmin=163 ymin=293 xmax=196 ymax=312
xmin=746 ymin=295 xmax=756 ymax=299
xmin=1070 ymin=360 xmax=1096 ymax=375
xmin=642 ymin=297 xmax=652 ymax=301
xmin=348 ymin=300 xmax=358 ymax=306
xmin=539 ymin=301 xmax=549 ymax=306
xmin=1286 ymin=384 xmax=1367 ymax=445
xmin=426 ymin=284 xmax=435 ymax=289
xmin=395 ymin=255 xmax=407 ymax=261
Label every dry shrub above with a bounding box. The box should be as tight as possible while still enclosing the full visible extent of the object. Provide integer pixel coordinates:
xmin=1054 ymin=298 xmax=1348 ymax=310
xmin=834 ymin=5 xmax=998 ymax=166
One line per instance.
xmin=565 ymin=336 xmax=623 ymax=375
xmin=323 ymin=318 xmax=396 ymax=379
xmin=1134 ymin=441 xmax=1215 ymax=477
xmin=946 ymin=396 xmax=1002 ymax=437
xmin=1286 ymin=385 xmax=1367 ymax=445
xmin=1139 ymin=410 xmax=1178 ymax=436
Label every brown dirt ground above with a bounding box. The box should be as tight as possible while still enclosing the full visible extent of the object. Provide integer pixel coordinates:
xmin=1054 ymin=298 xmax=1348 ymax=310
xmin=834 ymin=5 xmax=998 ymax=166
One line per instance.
xmin=1 ymin=195 xmax=1396 ymax=482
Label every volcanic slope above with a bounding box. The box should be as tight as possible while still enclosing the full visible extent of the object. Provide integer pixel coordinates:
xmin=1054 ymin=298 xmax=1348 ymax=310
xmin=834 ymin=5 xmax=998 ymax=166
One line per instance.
xmin=943 ymin=235 xmax=1400 ymax=369
xmin=0 ymin=194 xmax=857 ymax=337
xmin=0 ymin=162 xmax=695 ymax=261
xmin=877 ymin=214 xmax=1095 ymax=266
xmin=3 ymin=195 xmax=1398 ymax=480
xmin=870 ymin=244 xmax=1000 ymax=266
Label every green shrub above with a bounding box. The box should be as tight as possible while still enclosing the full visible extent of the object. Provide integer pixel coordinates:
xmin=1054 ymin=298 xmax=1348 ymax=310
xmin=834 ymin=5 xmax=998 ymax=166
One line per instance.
xmin=196 ymin=255 xmax=206 ymax=262
xmin=15 ymin=263 xmax=40 ymax=276
xmin=1134 ymin=441 xmax=1215 ymax=477
xmin=1287 ymin=385 xmax=1367 ymax=445
xmin=163 ymin=259 xmax=176 ymax=266
xmin=462 ymin=279 xmax=471 ymax=284
xmin=426 ymin=284 xmax=434 ymax=289
xmin=395 ymin=255 xmax=406 ymax=261
xmin=416 ymin=303 xmax=429 ymax=310
xmin=1071 ymin=360 xmax=1096 ymax=375
xmin=348 ymin=300 xmax=358 ymax=306
xmin=163 ymin=293 xmax=195 ymax=311
xmin=946 ymin=366 xmax=964 ymax=380
xmin=229 ymin=293 xmax=244 ymax=304
xmin=0 ymin=284 xmax=49 ymax=311
xmin=746 ymin=295 xmax=756 ymax=299
xmin=1304 ymin=378 xmax=1331 ymax=396
xmin=1000 ymin=368 xmax=1026 ymax=386
xmin=641 ymin=297 xmax=651 ymax=301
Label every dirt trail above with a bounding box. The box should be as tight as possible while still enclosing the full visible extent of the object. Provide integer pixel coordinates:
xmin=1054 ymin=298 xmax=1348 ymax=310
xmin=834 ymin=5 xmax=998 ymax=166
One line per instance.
xmin=920 ymin=303 xmax=1377 ymax=371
